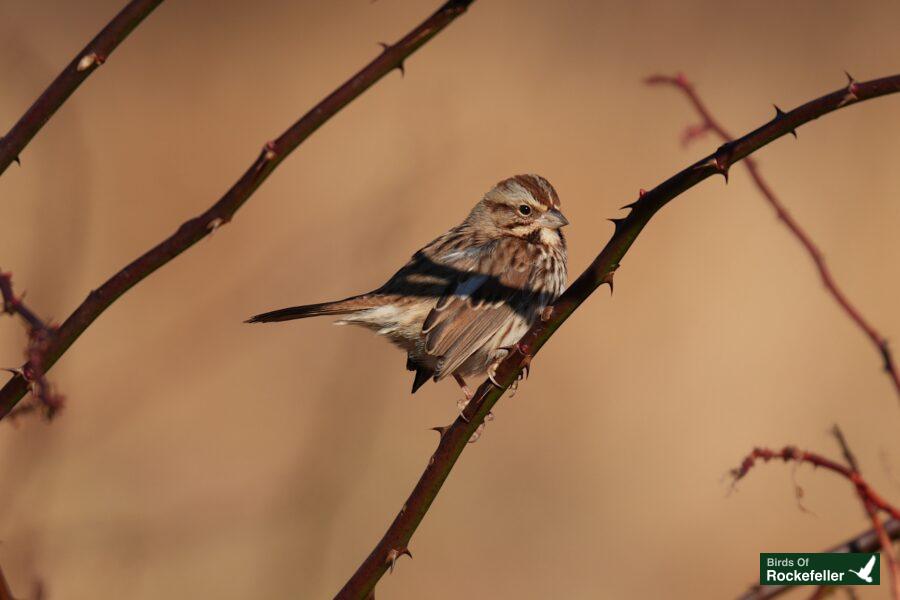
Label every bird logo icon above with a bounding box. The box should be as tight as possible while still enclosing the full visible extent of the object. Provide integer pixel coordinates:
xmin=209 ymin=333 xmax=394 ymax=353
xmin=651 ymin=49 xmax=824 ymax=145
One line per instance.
xmin=847 ymin=555 xmax=877 ymax=583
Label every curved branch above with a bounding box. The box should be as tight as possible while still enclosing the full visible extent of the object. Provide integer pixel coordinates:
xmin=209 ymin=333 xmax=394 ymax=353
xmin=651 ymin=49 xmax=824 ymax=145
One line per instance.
xmin=0 ymin=0 xmax=476 ymax=418
xmin=0 ymin=0 xmax=165 ymax=176
xmin=647 ymin=73 xmax=900 ymax=400
xmin=735 ymin=427 xmax=900 ymax=600
xmin=336 ymin=74 xmax=900 ymax=599
xmin=0 ymin=271 xmax=63 ymax=419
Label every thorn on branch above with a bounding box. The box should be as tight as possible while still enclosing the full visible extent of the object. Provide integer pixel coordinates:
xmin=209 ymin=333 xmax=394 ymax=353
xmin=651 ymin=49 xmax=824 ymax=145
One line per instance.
xmin=385 ymin=547 xmax=412 ymax=574
xmin=773 ymin=104 xmax=797 ymax=138
xmin=601 ymin=266 xmax=618 ymax=294
xmin=430 ymin=425 xmax=450 ymax=438
xmin=377 ymin=43 xmax=405 ymax=76
xmin=712 ymin=142 xmax=735 ymax=182
xmin=607 ymin=216 xmax=626 ymax=233
xmin=839 ymin=72 xmax=860 ymax=107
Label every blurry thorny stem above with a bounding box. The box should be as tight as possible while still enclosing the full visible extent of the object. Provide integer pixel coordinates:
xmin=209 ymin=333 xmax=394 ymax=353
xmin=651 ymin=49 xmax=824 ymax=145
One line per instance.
xmin=0 ymin=272 xmax=63 ymax=420
xmin=0 ymin=0 xmax=165 ymax=176
xmin=736 ymin=427 xmax=900 ymax=600
xmin=647 ymin=73 xmax=900 ymax=400
xmin=335 ymin=75 xmax=900 ymax=599
xmin=0 ymin=0 xmax=476 ymax=418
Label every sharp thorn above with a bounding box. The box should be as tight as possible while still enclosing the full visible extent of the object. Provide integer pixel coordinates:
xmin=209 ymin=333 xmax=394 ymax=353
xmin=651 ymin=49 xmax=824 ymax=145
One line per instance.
xmin=385 ymin=548 xmax=412 ymax=574
xmin=397 ymin=61 xmax=405 ymax=77
xmin=430 ymin=425 xmax=450 ymax=437
xmin=601 ymin=270 xmax=615 ymax=294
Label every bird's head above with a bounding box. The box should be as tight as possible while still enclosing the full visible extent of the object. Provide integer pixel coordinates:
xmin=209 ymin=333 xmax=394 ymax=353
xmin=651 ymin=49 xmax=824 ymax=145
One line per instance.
xmin=466 ymin=174 xmax=568 ymax=246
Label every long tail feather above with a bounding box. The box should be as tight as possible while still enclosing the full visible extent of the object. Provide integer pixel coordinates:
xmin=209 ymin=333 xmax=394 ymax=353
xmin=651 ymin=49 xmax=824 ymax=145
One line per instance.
xmin=245 ymin=297 xmax=364 ymax=323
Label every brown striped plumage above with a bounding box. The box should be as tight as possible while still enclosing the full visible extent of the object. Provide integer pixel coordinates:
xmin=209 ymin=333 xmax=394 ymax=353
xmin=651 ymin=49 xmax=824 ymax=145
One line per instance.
xmin=247 ymin=174 xmax=569 ymax=396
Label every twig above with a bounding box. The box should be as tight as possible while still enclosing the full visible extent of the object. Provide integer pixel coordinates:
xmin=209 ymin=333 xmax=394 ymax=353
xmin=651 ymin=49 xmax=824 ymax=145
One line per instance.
xmin=732 ymin=436 xmax=900 ymax=600
xmin=0 ymin=0 xmax=476 ymax=419
xmin=0 ymin=272 xmax=63 ymax=420
xmin=732 ymin=439 xmax=900 ymax=599
xmin=730 ymin=445 xmax=900 ymax=520
xmin=830 ymin=426 xmax=900 ymax=599
xmin=646 ymin=73 xmax=900 ymax=400
xmin=336 ymin=75 xmax=900 ymax=599
xmin=0 ymin=0 xmax=165 ymax=176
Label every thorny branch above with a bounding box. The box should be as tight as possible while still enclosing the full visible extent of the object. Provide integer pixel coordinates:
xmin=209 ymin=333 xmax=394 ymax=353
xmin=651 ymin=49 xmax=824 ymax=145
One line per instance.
xmin=0 ymin=0 xmax=164 ymax=176
xmin=336 ymin=74 xmax=900 ymax=599
xmin=735 ymin=429 xmax=900 ymax=600
xmin=0 ymin=0 xmax=476 ymax=419
xmin=646 ymin=73 xmax=900 ymax=400
xmin=0 ymin=272 xmax=63 ymax=420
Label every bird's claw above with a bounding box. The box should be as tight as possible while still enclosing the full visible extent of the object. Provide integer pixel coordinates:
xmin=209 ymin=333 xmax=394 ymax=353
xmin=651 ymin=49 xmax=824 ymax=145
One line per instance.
xmin=456 ymin=396 xmax=471 ymax=422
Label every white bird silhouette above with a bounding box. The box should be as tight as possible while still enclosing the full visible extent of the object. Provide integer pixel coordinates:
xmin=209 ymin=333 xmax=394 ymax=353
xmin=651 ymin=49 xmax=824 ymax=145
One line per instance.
xmin=847 ymin=555 xmax=877 ymax=583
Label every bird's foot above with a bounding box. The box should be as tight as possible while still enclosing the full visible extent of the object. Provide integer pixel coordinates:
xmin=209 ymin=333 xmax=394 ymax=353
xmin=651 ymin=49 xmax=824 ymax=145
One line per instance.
xmin=467 ymin=412 xmax=494 ymax=443
xmin=456 ymin=396 xmax=471 ymax=423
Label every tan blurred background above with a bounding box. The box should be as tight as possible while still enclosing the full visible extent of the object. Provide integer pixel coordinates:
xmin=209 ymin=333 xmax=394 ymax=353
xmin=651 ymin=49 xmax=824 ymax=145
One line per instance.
xmin=1 ymin=1 xmax=899 ymax=598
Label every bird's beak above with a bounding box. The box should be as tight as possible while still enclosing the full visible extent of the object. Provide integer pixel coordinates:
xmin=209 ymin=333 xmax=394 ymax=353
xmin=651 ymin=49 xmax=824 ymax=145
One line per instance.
xmin=539 ymin=208 xmax=569 ymax=229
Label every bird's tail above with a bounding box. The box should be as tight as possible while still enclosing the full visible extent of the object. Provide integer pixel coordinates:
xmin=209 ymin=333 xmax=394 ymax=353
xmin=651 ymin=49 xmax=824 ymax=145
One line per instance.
xmin=245 ymin=295 xmax=372 ymax=324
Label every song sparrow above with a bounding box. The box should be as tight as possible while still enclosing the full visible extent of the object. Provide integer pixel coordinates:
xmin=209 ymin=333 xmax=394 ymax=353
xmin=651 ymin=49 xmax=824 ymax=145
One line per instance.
xmin=247 ymin=174 xmax=568 ymax=398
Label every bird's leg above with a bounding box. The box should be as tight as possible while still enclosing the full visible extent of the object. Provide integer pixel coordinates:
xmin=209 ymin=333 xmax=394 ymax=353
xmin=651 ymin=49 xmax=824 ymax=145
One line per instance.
xmin=488 ymin=344 xmax=532 ymax=397
xmin=453 ymin=373 xmax=473 ymax=401
xmin=453 ymin=373 xmax=493 ymax=441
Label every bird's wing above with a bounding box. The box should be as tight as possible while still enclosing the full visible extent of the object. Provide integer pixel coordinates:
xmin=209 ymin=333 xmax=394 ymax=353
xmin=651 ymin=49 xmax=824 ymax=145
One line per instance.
xmin=861 ymin=555 xmax=877 ymax=577
xmin=421 ymin=246 xmax=537 ymax=380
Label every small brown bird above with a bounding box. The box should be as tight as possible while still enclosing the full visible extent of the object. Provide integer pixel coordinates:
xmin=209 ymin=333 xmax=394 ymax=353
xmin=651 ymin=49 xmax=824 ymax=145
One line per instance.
xmin=247 ymin=174 xmax=568 ymax=398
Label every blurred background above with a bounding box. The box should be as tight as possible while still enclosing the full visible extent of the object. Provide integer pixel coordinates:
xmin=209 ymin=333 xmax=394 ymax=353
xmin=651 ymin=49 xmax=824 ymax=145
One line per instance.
xmin=1 ymin=1 xmax=899 ymax=598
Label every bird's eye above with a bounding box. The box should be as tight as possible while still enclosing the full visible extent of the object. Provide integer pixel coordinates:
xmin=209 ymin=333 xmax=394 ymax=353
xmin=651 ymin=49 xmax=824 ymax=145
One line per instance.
xmin=517 ymin=204 xmax=532 ymax=216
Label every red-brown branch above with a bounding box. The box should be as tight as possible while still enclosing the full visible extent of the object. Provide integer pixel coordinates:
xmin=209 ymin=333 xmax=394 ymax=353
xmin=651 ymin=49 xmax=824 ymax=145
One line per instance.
xmin=0 ymin=272 xmax=63 ymax=420
xmin=0 ymin=0 xmax=475 ymax=420
xmin=337 ymin=76 xmax=900 ymax=598
xmin=0 ymin=0 xmax=165 ymax=176
xmin=732 ymin=446 xmax=900 ymax=521
xmin=831 ymin=425 xmax=900 ymax=599
xmin=732 ymin=435 xmax=900 ymax=600
xmin=647 ymin=73 xmax=900 ymax=400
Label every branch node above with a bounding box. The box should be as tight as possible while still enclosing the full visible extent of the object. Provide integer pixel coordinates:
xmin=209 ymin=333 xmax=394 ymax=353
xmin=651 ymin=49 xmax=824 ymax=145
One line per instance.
xmin=206 ymin=217 xmax=227 ymax=233
xmin=76 ymin=52 xmax=105 ymax=72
